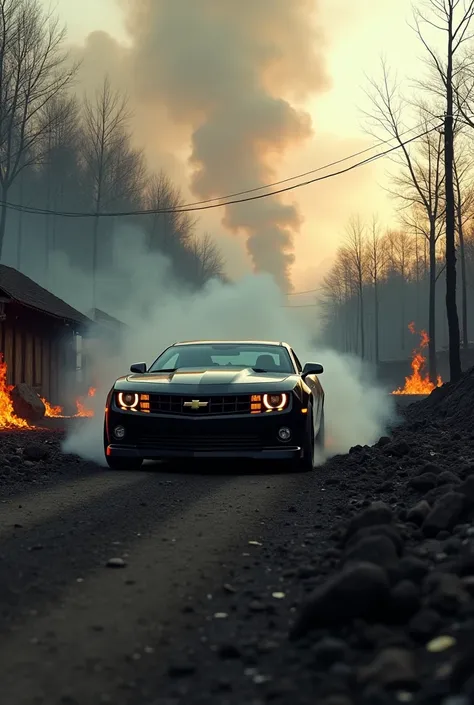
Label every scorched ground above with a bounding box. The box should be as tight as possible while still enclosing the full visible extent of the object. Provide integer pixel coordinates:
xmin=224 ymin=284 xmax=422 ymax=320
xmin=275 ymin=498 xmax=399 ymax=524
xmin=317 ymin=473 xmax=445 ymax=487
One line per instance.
xmin=1 ymin=367 xmax=474 ymax=704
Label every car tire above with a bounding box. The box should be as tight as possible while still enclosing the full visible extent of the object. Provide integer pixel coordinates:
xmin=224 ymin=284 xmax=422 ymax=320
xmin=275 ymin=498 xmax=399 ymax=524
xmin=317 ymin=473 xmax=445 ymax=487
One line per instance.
xmin=315 ymin=408 xmax=325 ymax=450
xmin=105 ymin=456 xmax=143 ymax=471
xmin=103 ymin=423 xmax=143 ymax=471
xmin=293 ymin=407 xmax=315 ymax=472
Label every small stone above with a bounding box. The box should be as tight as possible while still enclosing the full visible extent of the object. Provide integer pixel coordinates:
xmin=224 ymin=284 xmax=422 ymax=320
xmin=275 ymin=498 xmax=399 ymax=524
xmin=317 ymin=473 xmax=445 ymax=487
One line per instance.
xmin=345 ymin=502 xmax=393 ymax=540
xmin=409 ymin=473 xmax=438 ymax=491
xmin=358 ymin=648 xmax=417 ymax=689
xmin=343 ymin=535 xmax=398 ymax=569
xmin=422 ymin=492 xmax=466 ymax=537
xmin=426 ymin=635 xmax=456 ymax=653
xmin=106 ymin=558 xmax=126 ymax=568
xmin=409 ymin=609 xmax=442 ymax=642
xmin=291 ymin=562 xmax=390 ymax=638
xmin=406 ymin=501 xmax=431 ymax=526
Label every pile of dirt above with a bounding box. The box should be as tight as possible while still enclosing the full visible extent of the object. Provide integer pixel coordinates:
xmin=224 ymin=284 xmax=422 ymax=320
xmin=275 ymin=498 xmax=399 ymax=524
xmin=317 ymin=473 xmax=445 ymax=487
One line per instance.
xmin=403 ymin=365 xmax=474 ymax=433
xmin=283 ymin=369 xmax=474 ymax=704
xmin=0 ymin=429 xmax=92 ymax=491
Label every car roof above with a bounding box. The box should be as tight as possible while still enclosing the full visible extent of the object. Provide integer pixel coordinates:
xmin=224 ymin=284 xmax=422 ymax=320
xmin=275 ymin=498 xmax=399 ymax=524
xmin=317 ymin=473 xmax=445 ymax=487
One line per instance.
xmin=172 ymin=340 xmax=290 ymax=348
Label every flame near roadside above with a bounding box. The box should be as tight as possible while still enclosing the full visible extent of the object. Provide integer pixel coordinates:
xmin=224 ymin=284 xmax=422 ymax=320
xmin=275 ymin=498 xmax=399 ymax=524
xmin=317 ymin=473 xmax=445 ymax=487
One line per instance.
xmin=392 ymin=323 xmax=443 ymax=396
xmin=0 ymin=354 xmax=95 ymax=430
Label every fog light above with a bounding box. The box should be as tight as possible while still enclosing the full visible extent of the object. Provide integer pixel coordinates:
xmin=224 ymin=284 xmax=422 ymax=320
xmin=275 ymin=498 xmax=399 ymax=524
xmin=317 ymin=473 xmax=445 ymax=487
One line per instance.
xmin=278 ymin=427 xmax=291 ymax=442
xmin=114 ymin=425 xmax=126 ymax=439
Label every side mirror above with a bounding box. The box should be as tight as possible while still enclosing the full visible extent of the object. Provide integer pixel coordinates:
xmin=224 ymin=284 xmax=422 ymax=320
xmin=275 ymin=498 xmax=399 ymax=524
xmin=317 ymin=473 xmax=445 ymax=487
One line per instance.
xmin=130 ymin=362 xmax=147 ymax=374
xmin=302 ymin=362 xmax=323 ymax=377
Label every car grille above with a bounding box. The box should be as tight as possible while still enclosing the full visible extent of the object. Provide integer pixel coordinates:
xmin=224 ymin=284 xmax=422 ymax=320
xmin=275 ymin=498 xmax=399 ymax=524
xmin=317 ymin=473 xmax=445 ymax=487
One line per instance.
xmin=138 ymin=432 xmax=261 ymax=452
xmin=147 ymin=394 xmax=251 ymax=416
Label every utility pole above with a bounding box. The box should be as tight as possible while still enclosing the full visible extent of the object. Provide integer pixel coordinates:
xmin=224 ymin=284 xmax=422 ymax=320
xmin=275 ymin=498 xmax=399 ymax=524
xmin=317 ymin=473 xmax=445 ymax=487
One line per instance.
xmin=444 ymin=11 xmax=462 ymax=383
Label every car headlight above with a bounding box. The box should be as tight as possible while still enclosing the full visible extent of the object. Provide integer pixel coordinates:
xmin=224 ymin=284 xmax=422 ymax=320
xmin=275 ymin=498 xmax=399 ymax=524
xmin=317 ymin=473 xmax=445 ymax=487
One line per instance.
xmin=117 ymin=392 xmax=139 ymax=409
xmin=263 ymin=393 xmax=288 ymax=411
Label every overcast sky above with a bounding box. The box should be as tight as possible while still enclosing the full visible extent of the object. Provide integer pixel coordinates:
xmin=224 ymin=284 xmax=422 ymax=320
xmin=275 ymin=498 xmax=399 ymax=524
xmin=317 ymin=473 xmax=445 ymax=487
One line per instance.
xmin=42 ymin=0 xmax=444 ymax=290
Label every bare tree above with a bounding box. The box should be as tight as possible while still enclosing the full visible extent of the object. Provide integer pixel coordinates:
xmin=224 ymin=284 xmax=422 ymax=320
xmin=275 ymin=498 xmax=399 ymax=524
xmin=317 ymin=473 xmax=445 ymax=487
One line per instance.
xmin=189 ymin=232 xmax=226 ymax=285
xmin=37 ymin=94 xmax=81 ymax=279
xmin=81 ymin=76 xmax=133 ymax=307
xmin=386 ymin=229 xmax=416 ymax=352
xmin=411 ymin=0 xmax=474 ymax=380
xmin=344 ymin=215 xmax=367 ymax=358
xmin=0 ymin=0 xmax=78 ymax=258
xmin=363 ymin=67 xmax=445 ymax=382
xmin=366 ymin=215 xmax=387 ymax=364
xmin=143 ymin=171 xmax=196 ymax=256
xmin=452 ymin=137 xmax=474 ymax=348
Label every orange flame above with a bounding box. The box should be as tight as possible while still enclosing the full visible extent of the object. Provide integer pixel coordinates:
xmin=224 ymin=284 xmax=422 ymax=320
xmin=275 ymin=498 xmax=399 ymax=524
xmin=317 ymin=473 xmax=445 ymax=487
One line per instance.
xmin=0 ymin=355 xmax=31 ymax=429
xmin=392 ymin=323 xmax=443 ymax=395
xmin=41 ymin=387 xmax=96 ymax=418
xmin=0 ymin=352 xmax=96 ymax=428
xmin=75 ymin=387 xmax=96 ymax=418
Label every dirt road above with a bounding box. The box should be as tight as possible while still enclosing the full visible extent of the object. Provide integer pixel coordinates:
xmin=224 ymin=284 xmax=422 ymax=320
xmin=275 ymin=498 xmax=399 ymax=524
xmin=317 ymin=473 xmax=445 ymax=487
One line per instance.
xmin=0 ymin=451 xmax=338 ymax=705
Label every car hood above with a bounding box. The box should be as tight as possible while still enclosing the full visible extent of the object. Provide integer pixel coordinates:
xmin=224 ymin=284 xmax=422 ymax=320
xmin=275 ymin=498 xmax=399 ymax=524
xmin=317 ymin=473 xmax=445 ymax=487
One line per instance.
xmin=124 ymin=367 xmax=295 ymax=386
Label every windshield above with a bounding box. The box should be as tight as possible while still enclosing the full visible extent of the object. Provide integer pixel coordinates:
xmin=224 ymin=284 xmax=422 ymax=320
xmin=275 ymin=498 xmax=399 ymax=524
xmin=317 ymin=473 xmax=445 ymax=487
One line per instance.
xmin=148 ymin=343 xmax=295 ymax=373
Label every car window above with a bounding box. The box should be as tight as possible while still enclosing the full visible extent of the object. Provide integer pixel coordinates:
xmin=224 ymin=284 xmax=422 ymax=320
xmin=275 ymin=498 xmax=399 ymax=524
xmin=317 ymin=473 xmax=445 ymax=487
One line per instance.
xmin=149 ymin=344 xmax=295 ymax=373
xmin=292 ymin=350 xmax=303 ymax=372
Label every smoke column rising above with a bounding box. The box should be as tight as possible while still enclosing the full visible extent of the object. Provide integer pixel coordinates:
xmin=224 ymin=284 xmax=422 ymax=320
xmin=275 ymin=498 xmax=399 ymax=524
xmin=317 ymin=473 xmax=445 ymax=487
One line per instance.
xmin=121 ymin=0 xmax=330 ymax=290
xmin=55 ymin=228 xmax=395 ymax=465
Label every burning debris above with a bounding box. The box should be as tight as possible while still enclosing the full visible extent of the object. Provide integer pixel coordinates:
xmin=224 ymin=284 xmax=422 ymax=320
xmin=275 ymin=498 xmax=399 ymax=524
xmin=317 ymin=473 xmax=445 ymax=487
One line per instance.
xmin=0 ymin=356 xmax=30 ymax=429
xmin=41 ymin=387 xmax=96 ymax=419
xmin=392 ymin=323 xmax=443 ymax=396
xmin=0 ymin=354 xmax=95 ymax=429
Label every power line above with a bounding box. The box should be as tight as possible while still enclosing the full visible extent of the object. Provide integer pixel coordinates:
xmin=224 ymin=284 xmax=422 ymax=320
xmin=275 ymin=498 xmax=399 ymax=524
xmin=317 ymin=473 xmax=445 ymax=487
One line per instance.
xmin=287 ymin=287 xmax=323 ymax=296
xmin=0 ymin=123 xmax=442 ymax=219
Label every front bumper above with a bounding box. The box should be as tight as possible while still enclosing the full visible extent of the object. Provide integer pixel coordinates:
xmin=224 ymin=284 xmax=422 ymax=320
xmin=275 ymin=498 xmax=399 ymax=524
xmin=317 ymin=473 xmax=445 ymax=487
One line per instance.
xmin=105 ymin=405 xmax=306 ymax=461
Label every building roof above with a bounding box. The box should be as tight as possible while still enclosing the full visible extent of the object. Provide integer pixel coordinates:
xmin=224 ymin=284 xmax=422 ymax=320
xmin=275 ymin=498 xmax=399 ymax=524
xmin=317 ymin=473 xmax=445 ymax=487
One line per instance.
xmin=88 ymin=307 xmax=127 ymax=329
xmin=0 ymin=264 xmax=91 ymax=327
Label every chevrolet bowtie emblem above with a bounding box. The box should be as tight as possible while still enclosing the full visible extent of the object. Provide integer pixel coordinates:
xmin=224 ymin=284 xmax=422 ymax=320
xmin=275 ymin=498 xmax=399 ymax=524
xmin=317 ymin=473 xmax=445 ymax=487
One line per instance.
xmin=184 ymin=399 xmax=209 ymax=410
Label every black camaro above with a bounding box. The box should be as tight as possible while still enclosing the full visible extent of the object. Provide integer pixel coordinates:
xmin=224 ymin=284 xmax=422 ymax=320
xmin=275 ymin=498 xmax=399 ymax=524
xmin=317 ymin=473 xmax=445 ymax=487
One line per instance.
xmin=104 ymin=340 xmax=325 ymax=471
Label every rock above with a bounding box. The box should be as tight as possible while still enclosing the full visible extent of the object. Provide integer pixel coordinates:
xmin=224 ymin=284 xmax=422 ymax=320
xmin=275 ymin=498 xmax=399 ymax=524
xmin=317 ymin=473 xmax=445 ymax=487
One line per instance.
xmin=390 ymin=580 xmax=421 ymax=620
xmin=424 ymin=572 xmax=470 ymax=615
xmin=23 ymin=444 xmax=50 ymax=461
xmin=357 ymin=648 xmax=417 ymax=689
xmin=345 ymin=524 xmax=403 ymax=554
xmin=422 ymin=492 xmax=466 ymax=538
xmin=10 ymin=384 xmax=45 ymax=422
xmin=409 ymin=473 xmax=438 ymax=491
xmin=345 ymin=502 xmax=393 ymax=540
xmin=438 ymin=471 xmax=461 ymax=486
xmin=106 ymin=558 xmax=126 ymax=568
xmin=408 ymin=608 xmax=443 ymax=642
xmin=460 ymin=475 xmax=474 ymax=506
xmin=407 ymin=500 xmax=432 ymax=526
xmin=343 ymin=535 xmax=399 ymax=570
xmin=389 ymin=440 xmax=411 ymax=457
xmin=290 ymin=562 xmax=390 ymax=638
xmin=377 ymin=436 xmax=391 ymax=447
xmin=312 ymin=637 xmax=349 ymax=667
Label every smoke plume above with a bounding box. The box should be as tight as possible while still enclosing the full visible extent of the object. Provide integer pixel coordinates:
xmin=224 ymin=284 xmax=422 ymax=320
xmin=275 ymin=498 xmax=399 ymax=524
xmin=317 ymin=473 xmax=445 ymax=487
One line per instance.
xmin=117 ymin=0 xmax=330 ymax=290
xmin=49 ymin=228 xmax=395 ymax=465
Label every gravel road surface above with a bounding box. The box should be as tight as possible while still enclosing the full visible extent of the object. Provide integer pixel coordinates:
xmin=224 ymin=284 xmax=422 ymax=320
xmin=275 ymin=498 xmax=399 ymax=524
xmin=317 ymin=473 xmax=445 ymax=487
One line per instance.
xmin=0 ymin=439 xmax=339 ymax=705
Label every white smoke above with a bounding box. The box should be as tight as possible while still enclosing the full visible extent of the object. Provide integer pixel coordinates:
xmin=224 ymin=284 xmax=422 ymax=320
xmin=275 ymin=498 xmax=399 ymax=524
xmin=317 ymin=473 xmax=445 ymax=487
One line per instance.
xmin=48 ymin=227 xmax=395 ymax=465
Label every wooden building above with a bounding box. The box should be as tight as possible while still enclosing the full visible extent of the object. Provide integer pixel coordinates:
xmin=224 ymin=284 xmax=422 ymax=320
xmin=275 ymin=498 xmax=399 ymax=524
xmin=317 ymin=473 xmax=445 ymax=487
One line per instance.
xmin=0 ymin=264 xmax=92 ymax=406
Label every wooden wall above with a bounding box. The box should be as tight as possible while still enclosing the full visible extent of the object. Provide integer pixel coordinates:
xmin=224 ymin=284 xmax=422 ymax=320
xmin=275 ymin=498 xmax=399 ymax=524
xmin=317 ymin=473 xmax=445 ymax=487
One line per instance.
xmin=0 ymin=302 xmax=78 ymax=406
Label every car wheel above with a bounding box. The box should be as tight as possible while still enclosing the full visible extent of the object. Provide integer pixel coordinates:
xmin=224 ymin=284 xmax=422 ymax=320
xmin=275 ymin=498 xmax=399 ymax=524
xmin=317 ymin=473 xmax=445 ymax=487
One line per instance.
xmin=315 ymin=408 xmax=325 ymax=450
xmin=103 ymin=422 xmax=143 ymax=471
xmin=105 ymin=456 xmax=143 ymax=471
xmin=293 ymin=407 xmax=315 ymax=472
